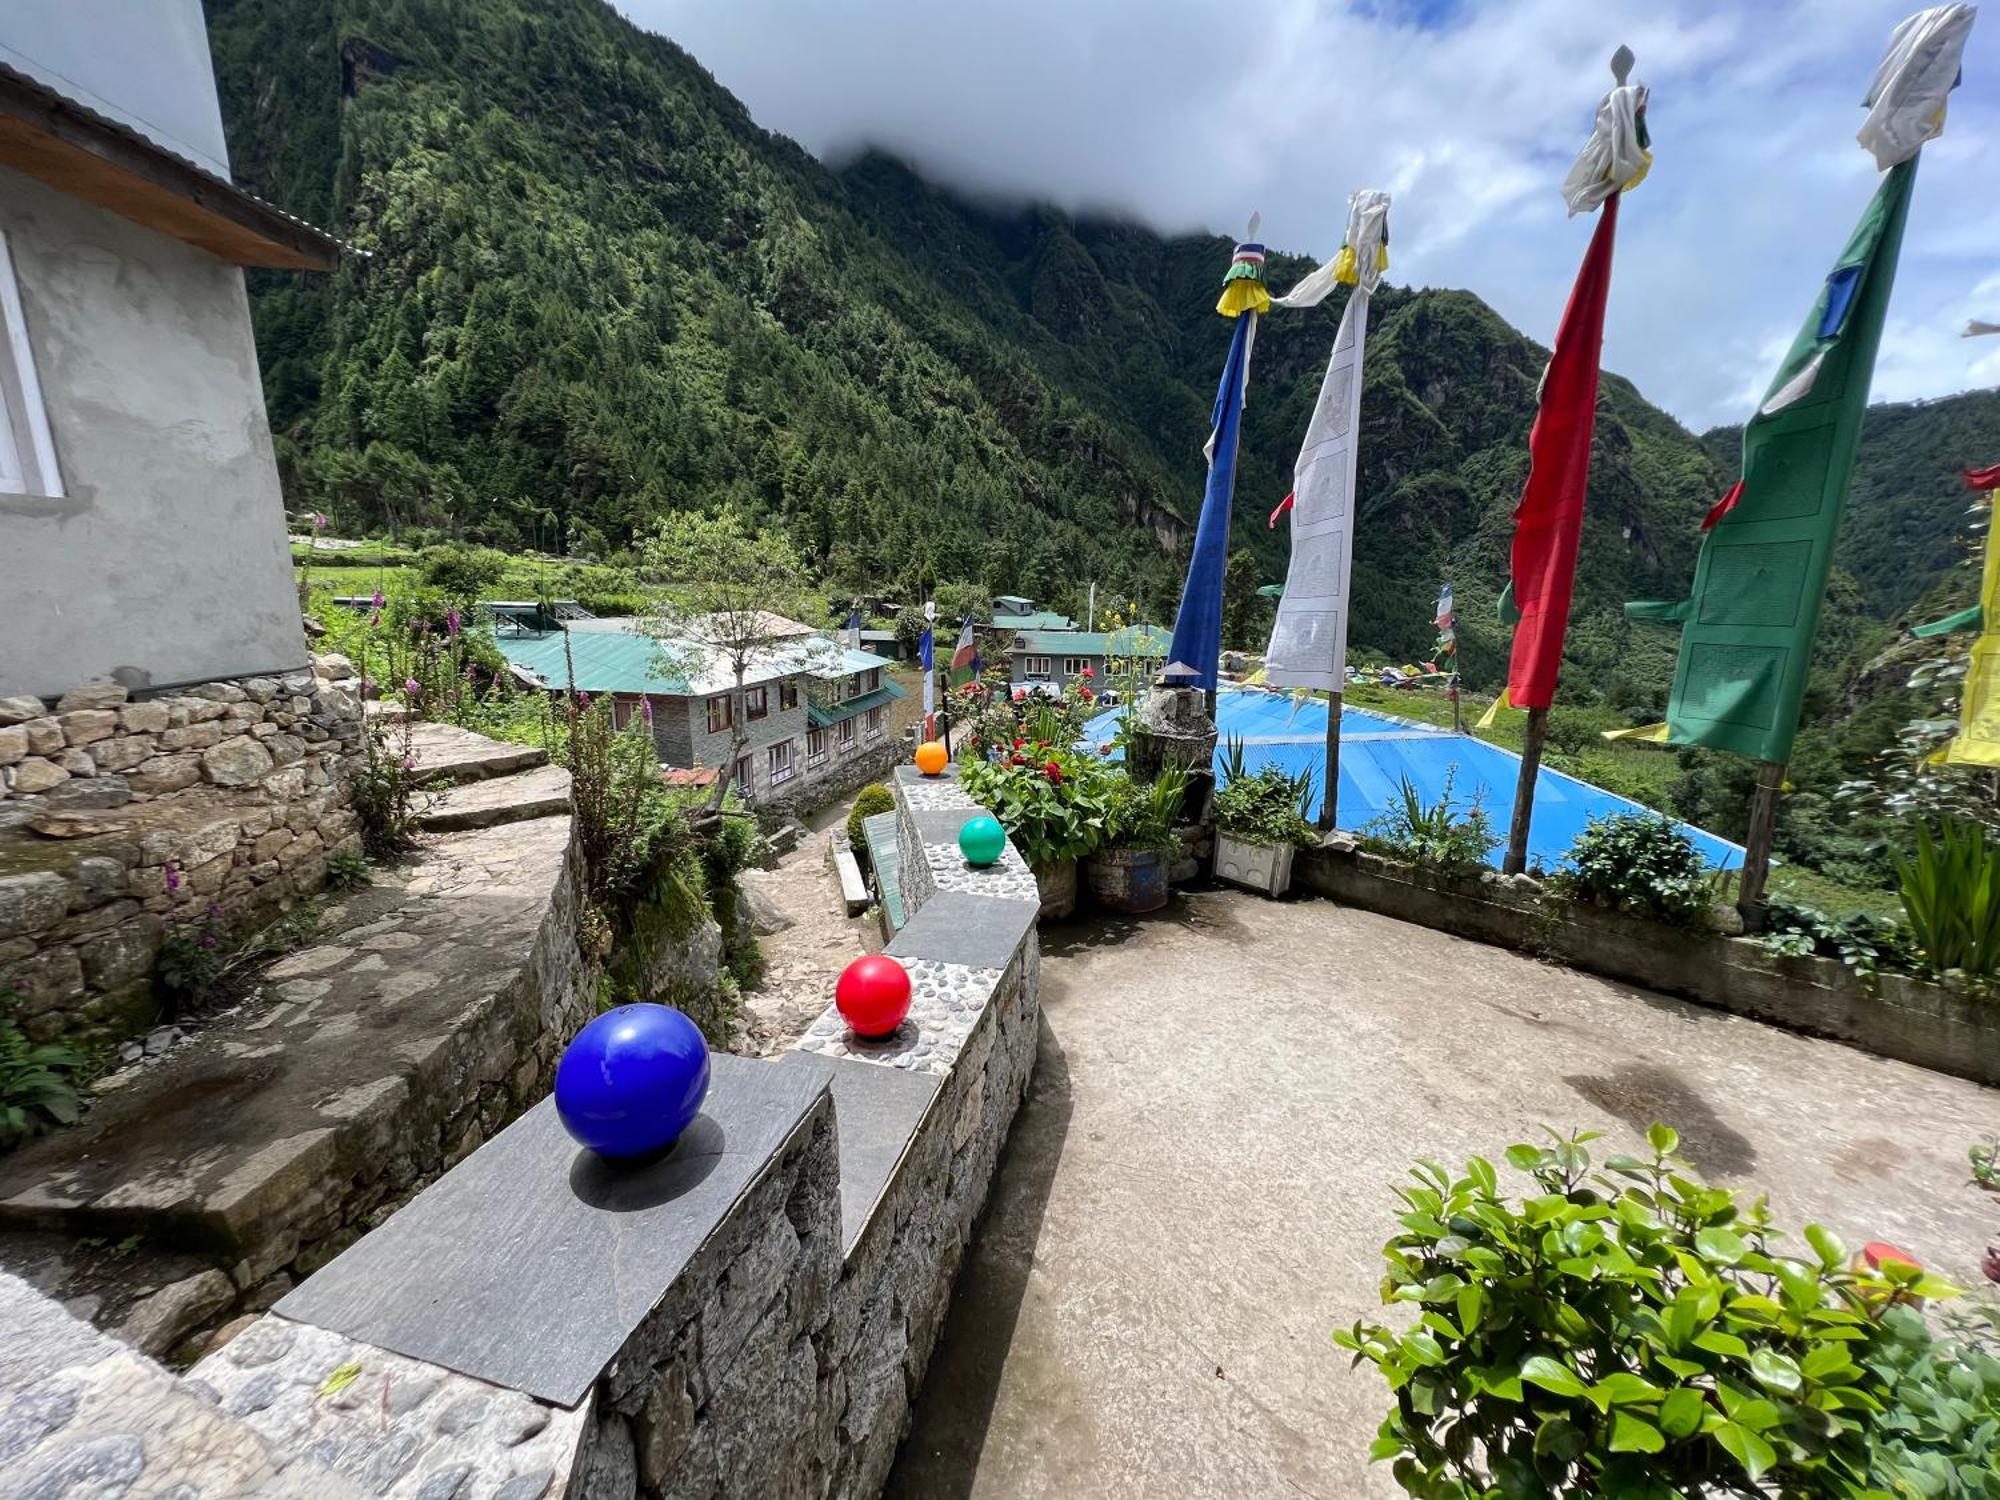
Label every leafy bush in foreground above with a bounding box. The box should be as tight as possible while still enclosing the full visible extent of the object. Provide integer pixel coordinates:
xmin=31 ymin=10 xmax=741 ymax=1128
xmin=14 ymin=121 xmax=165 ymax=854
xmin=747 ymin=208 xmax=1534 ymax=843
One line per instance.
xmin=1336 ymin=1126 xmax=1951 ymax=1498
xmin=1361 ymin=770 xmax=1497 ymax=874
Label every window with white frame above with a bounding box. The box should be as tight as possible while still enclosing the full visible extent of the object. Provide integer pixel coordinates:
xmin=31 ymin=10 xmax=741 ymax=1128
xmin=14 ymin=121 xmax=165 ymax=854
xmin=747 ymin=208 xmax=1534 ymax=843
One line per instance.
xmin=806 ymin=726 xmax=827 ymax=762
xmin=1064 ymin=657 xmax=1093 ymax=678
xmin=779 ymin=680 xmax=799 ymax=711
xmin=767 ymin=739 xmax=795 ymax=784
xmin=734 ymin=757 xmax=754 ymax=796
xmin=744 ymin=685 xmax=768 ymax=721
xmin=0 ymin=231 xmax=63 ymax=498
xmin=1022 ymin=655 xmax=1051 ymax=680
xmin=837 ymin=717 xmax=856 ymax=747
xmin=706 ymin=695 xmax=732 ymax=734
xmin=865 ymin=707 xmax=883 ymax=737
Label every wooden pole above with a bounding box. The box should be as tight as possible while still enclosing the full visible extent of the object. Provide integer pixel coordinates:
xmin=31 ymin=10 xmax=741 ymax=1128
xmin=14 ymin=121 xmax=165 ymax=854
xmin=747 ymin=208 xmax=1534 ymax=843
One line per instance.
xmin=1736 ymin=760 xmax=1785 ymax=927
xmin=1502 ymin=707 xmax=1549 ymax=875
xmin=1319 ymin=691 xmax=1343 ymax=831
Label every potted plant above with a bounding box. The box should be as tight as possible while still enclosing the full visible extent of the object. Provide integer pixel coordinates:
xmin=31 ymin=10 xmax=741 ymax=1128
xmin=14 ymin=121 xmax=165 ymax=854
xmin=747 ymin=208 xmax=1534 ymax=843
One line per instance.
xmin=1085 ymin=765 xmax=1189 ymax=915
xmin=1213 ymin=745 xmax=1319 ymax=897
xmin=960 ymin=740 xmax=1114 ymax=921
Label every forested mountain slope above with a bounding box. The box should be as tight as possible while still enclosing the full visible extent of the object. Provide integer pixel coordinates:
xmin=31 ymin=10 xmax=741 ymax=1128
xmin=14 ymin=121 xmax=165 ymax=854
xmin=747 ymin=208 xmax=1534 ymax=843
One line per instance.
xmin=205 ymin=0 xmax=1997 ymax=706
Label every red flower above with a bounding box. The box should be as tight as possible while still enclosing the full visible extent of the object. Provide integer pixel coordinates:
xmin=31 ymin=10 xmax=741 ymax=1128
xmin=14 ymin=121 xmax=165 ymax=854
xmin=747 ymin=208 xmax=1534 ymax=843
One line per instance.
xmin=1011 ymin=755 xmax=1025 ymax=766
xmin=1012 ymin=689 xmax=1027 ymax=703
xmin=1080 ymin=665 xmax=1095 ymax=679
xmin=1079 ymin=687 xmax=1095 ymax=701
xmin=1044 ymin=760 xmax=1063 ymax=783
xmin=1098 ymin=742 xmax=1113 ymax=756
xmin=1013 ymin=737 xmax=1027 ymax=749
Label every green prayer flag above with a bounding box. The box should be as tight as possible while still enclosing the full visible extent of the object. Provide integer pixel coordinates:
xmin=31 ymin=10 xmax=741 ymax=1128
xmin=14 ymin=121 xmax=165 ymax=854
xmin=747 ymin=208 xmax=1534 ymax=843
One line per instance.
xmin=1626 ymin=158 xmax=1916 ymax=763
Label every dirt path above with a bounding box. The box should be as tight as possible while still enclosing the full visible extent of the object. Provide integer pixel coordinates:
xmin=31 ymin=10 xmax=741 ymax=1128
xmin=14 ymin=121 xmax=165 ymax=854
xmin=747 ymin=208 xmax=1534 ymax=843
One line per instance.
xmin=732 ymin=803 xmax=880 ymax=1055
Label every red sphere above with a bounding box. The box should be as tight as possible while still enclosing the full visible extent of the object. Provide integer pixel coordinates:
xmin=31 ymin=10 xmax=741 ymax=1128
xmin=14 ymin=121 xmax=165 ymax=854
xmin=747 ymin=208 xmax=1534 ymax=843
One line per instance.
xmin=835 ymin=954 xmax=912 ymax=1039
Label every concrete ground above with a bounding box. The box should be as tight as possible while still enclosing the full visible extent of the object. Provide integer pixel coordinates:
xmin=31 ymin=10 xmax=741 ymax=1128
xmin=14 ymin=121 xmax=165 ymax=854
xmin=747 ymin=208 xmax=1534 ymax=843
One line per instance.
xmin=885 ymin=888 xmax=2000 ymax=1500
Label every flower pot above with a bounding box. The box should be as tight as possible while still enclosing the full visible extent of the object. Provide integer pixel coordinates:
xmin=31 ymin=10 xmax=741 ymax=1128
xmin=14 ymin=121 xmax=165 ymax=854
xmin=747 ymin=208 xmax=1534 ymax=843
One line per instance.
xmin=1031 ymin=857 xmax=1078 ymax=922
xmin=1215 ymin=831 xmax=1294 ymax=897
xmin=1083 ymin=845 xmax=1169 ymax=915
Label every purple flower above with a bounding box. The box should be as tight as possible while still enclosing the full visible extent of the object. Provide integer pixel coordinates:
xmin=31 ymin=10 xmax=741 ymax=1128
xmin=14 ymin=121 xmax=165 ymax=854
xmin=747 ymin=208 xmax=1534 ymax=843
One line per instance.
xmin=402 ymin=756 xmax=417 ymax=772
xmin=199 ymin=932 xmax=218 ymax=949
xmin=371 ymin=588 xmax=386 ymax=608
xmin=163 ymin=861 xmax=182 ymax=894
xmin=404 ymin=678 xmax=421 ymax=697
xmin=641 ymin=697 xmax=654 ymax=725
xmin=368 ymin=610 xmax=381 ymax=627
xmin=445 ymin=606 xmax=461 ymax=639
xmin=206 ymin=901 xmax=223 ymax=919
xmin=311 ymin=512 xmax=327 ymax=531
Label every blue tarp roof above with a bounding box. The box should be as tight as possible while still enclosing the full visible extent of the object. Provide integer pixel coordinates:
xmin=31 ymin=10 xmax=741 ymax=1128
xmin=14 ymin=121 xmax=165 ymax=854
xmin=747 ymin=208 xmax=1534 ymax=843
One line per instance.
xmin=1084 ymin=688 xmax=1744 ymax=873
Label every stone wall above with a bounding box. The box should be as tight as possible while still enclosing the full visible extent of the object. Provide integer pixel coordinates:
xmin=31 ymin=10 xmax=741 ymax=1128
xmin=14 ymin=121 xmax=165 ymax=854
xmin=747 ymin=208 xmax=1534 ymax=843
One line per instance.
xmin=767 ymin=737 xmax=902 ymax=823
xmin=1295 ymin=841 xmax=2000 ymax=1088
xmin=0 ymin=660 xmax=365 ymax=1044
xmin=0 ymin=761 xmax=1042 ymax=1498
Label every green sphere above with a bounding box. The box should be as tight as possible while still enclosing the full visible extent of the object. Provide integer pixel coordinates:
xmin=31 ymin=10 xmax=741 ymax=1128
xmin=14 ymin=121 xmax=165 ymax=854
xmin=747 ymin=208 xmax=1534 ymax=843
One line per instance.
xmin=958 ymin=815 xmax=1007 ymax=867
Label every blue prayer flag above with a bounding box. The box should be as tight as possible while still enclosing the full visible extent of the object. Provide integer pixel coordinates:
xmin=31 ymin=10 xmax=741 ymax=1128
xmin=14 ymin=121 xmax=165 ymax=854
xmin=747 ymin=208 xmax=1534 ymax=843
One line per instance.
xmin=1167 ymin=312 xmax=1256 ymax=691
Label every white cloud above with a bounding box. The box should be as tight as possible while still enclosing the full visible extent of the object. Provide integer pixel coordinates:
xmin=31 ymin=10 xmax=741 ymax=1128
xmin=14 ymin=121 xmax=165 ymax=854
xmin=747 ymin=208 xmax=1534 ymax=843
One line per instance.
xmin=625 ymin=0 xmax=1998 ymax=430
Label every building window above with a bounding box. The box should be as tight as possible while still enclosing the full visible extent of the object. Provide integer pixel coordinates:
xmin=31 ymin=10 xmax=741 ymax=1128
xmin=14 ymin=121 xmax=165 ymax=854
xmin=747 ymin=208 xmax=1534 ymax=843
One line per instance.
xmin=1023 ymin=656 xmax=1051 ymax=680
xmin=1064 ymin=657 xmax=1092 ymax=678
xmin=864 ymin=668 xmax=882 ymax=694
xmin=807 ymin=726 xmax=827 ymax=762
xmin=767 ymin=740 xmax=795 ymax=784
xmin=612 ymin=697 xmax=635 ymax=729
xmin=779 ymin=680 xmax=799 ymax=711
xmin=865 ymin=708 xmax=883 ymax=737
xmin=837 ymin=717 xmax=856 ymax=748
xmin=706 ymin=695 xmax=732 ymax=734
xmin=734 ymin=757 xmax=754 ymax=796
xmin=745 ymin=685 xmax=768 ymax=721
xmin=0 ymin=231 xmax=63 ymax=498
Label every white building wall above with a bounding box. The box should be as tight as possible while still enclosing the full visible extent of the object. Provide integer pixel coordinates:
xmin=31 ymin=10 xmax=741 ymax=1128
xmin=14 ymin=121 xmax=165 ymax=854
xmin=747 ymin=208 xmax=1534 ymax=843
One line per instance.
xmin=0 ymin=166 xmax=306 ymax=698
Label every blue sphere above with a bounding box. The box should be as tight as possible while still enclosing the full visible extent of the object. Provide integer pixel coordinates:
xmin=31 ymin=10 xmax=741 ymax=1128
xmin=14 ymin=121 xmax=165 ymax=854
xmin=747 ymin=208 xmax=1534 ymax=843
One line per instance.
xmin=555 ymin=1004 xmax=710 ymax=1160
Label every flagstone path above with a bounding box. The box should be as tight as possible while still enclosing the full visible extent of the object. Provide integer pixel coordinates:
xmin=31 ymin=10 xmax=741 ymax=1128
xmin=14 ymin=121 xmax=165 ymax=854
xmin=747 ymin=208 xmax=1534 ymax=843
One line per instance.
xmin=887 ymin=888 xmax=1999 ymax=1500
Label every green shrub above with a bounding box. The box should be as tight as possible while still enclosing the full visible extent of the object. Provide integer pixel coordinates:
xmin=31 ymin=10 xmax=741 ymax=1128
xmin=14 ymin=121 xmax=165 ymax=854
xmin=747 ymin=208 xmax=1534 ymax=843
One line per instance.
xmin=1895 ymin=818 xmax=2000 ymax=979
xmin=1760 ymin=898 xmax=1919 ymax=984
xmin=1361 ymin=770 xmax=1497 ymax=874
xmin=1215 ymin=743 xmax=1319 ymax=848
xmin=1337 ymin=1126 xmax=1950 ymax=1498
xmin=847 ymin=784 xmax=897 ymax=848
xmin=416 ymin=543 xmax=511 ymax=598
xmin=959 ymin=745 xmax=1118 ymax=868
xmin=1867 ymin=1299 xmax=2000 ymax=1497
xmin=1547 ymin=813 xmax=1714 ymax=929
xmin=0 ymin=1012 xmax=84 ymax=1149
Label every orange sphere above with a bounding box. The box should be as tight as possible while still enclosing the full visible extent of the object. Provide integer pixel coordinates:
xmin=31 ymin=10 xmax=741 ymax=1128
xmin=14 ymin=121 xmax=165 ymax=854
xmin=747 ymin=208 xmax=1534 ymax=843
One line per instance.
xmin=914 ymin=740 xmax=949 ymax=776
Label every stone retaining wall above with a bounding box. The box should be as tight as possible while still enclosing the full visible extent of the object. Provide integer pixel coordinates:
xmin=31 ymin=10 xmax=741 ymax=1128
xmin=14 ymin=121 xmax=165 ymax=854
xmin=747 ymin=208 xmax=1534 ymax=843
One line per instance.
xmin=1296 ymin=842 xmax=2000 ymax=1087
xmin=0 ymin=661 xmax=366 ymax=1044
xmin=0 ymin=758 xmax=1043 ymax=1498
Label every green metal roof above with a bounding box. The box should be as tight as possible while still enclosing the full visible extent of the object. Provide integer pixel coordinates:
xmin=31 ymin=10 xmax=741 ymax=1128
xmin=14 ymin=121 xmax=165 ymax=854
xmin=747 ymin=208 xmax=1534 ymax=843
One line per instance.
xmin=495 ymin=627 xmax=694 ymax=695
xmin=806 ymin=681 xmax=905 ymax=727
xmin=496 ymin=625 xmax=894 ymax=697
xmin=1006 ymin=625 xmax=1170 ymax=658
xmin=992 ymin=611 xmax=1073 ymax=631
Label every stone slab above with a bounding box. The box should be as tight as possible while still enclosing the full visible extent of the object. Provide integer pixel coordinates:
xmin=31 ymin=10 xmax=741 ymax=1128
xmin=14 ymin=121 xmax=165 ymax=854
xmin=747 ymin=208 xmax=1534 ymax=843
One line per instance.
xmin=833 ymin=846 xmax=868 ymax=915
xmin=404 ymin=723 xmax=548 ymax=785
xmin=887 ymin=887 xmax=1037 ymax=971
xmin=274 ymin=1054 xmax=829 ymax=1408
xmin=778 ymin=1051 xmax=940 ymax=1254
xmin=417 ymin=764 xmax=572 ymax=832
xmin=909 ymin=807 xmax=981 ymax=845
xmin=861 ymin=811 xmax=906 ymax=932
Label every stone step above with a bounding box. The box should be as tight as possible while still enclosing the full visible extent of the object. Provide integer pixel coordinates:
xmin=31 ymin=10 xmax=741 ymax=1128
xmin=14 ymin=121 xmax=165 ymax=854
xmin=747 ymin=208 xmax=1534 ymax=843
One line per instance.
xmin=401 ymin=723 xmax=548 ymax=786
xmin=415 ymin=764 xmax=571 ymax=833
xmin=0 ymin=811 xmax=585 ymax=1301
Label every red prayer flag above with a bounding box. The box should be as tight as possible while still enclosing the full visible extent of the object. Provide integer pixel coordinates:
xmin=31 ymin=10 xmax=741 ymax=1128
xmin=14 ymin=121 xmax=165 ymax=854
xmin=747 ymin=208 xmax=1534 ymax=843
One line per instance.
xmin=1701 ymin=478 xmax=1745 ymax=531
xmin=1503 ymin=192 xmax=1621 ymax=710
xmin=1965 ymin=463 xmax=2000 ymax=491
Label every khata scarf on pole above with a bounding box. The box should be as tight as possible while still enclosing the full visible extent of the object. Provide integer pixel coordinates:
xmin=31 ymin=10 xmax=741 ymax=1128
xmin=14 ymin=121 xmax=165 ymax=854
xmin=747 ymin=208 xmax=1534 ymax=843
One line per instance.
xmin=1167 ymin=239 xmax=1267 ymax=692
xmin=1480 ymin=62 xmax=1649 ymax=728
xmin=1914 ymin=463 xmax=2000 ymax=767
xmin=1263 ymin=190 xmax=1391 ymax=693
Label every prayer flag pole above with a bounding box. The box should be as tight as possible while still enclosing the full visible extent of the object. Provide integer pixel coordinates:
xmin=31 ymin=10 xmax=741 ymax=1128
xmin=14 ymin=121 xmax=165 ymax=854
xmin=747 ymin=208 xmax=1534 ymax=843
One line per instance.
xmin=1264 ymin=190 xmax=1392 ymax=831
xmin=1623 ymin=4 xmax=1975 ymax=922
xmin=1491 ymin=45 xmax=1651 ymax=875
xmin=1170 ymin=215 xmax=1269 ymax=720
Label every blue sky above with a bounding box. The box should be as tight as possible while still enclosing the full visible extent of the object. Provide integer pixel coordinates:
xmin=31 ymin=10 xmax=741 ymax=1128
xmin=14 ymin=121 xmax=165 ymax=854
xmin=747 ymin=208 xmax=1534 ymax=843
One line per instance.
xmin=626 ymin=1 xmax=1997 ymax=431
